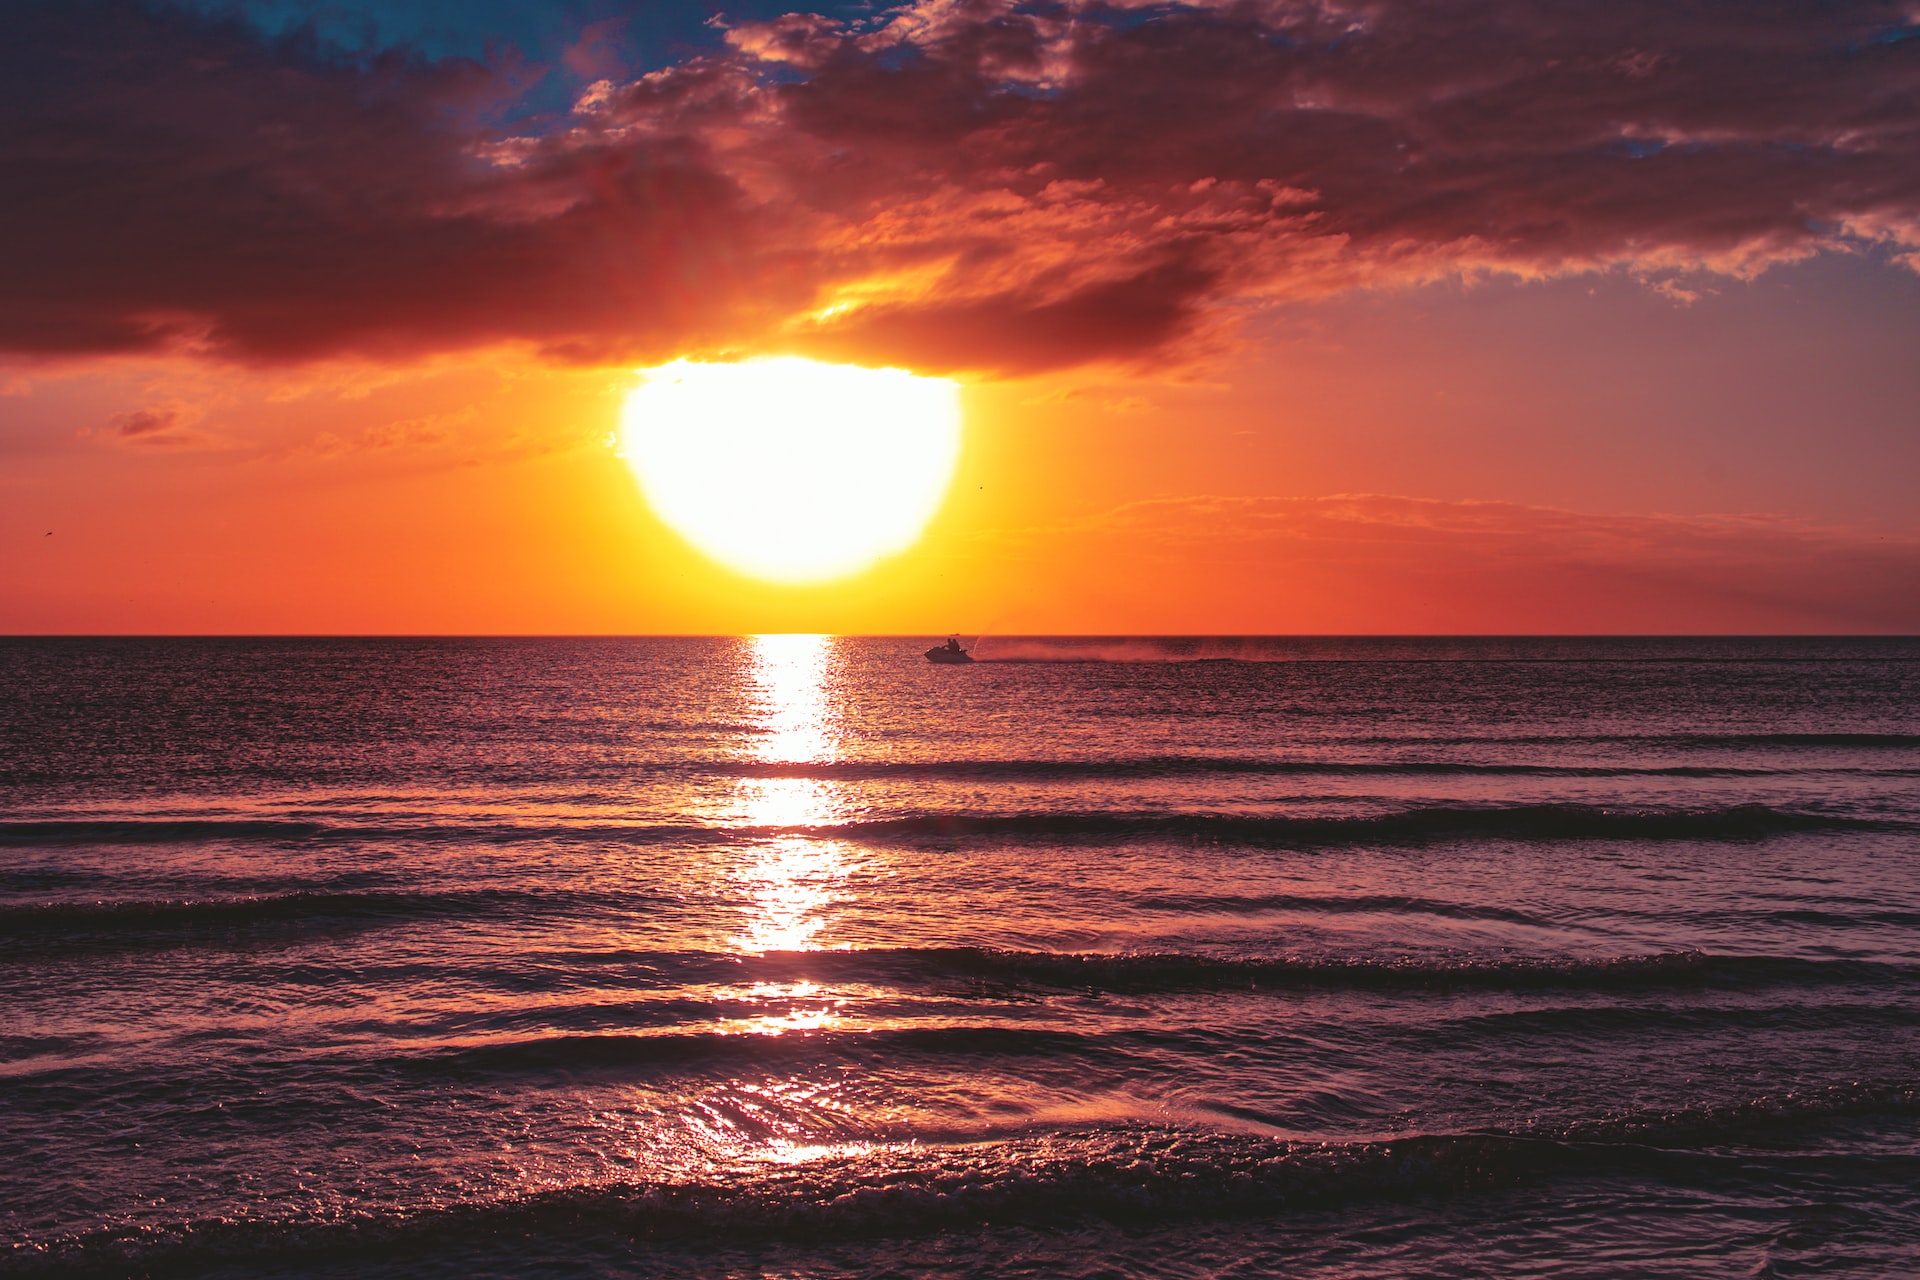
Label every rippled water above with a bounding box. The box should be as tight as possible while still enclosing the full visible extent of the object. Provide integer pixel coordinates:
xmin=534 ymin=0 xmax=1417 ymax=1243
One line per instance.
xmin=2 ymin=636 xmax=1918 ymax=1278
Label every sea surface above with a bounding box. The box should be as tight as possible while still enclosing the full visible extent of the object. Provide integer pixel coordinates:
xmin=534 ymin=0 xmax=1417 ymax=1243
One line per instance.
xmin=3 ymin=635 xmax=1919 ymax=1278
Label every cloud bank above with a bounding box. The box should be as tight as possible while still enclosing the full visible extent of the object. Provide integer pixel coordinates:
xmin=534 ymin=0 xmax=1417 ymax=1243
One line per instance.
xmin=3 ymin=0 xmax=1917 ymax=372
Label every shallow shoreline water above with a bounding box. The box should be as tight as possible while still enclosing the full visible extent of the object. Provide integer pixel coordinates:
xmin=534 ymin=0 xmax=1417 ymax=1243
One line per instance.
xmin=3 ymin=636 xmax=1917 ymax=1277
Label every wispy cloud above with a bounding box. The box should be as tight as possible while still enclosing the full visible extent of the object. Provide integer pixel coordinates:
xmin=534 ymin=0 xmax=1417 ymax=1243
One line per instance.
xmin=981 ymin=494 xmax=1920 ymax=631
xmin=85 ymin=401 xmax=220 ymax=449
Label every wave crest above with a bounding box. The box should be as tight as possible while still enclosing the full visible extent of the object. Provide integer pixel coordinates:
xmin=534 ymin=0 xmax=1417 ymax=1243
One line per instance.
xmin=18 ymin=1085 xmax=1916 ymax=1273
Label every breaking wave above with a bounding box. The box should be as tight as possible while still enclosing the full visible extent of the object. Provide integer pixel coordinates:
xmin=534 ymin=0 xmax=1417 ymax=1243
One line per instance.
xmin=795 ymin=803 xmax=1886 ymax=846
xmin=0 ymin=802 xmax=1884 ymax=852
xmin=14 ymin=1085 xmax=1916 ymax=1276
xmin=722 ymin=757 xmax=1790 ymax=780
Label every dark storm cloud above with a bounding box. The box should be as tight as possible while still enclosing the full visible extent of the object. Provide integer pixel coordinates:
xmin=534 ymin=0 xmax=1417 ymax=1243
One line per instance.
xmin=0 ymin=1 xmax=790 ymax=363
xmin=2 ymin=0 xmax=1916 ymax=372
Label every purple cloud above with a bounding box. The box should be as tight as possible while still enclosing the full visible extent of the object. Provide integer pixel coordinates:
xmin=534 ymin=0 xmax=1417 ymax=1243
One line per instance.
xmin=1 ymin=0 xmax=1915 ymax=373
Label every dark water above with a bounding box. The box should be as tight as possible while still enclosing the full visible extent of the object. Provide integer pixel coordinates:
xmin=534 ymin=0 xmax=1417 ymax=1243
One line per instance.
xmin=3 ymin=636 xmax=1918 ymax=1278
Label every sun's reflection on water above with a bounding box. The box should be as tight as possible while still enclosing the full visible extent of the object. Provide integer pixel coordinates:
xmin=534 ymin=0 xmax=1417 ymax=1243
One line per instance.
xmin=750 ymin=633 xmax=837 ymax=766
xmin=641 ymin=636 xmax=869 ymax=1174
xmin=728 ymin=634 xmax=853 ymax=962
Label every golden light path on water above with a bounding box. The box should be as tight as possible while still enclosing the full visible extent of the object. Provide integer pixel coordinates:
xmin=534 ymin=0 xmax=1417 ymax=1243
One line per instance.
xmin=703 ymin=634 xmax=873 ymax=1166
xmin=726 ymin=634 xmax=853 ymax=1036
xmin=576 ymin=637 xmax=870 ymax=1186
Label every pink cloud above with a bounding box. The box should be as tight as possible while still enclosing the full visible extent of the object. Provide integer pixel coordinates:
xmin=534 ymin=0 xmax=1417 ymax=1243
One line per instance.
xmin=1 ymin=0 xmax=1916 ymax=373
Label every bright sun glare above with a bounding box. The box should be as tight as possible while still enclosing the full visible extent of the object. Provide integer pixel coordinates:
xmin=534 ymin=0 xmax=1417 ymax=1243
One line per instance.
xmin=619 ymin=358 xmax=962 ymax=584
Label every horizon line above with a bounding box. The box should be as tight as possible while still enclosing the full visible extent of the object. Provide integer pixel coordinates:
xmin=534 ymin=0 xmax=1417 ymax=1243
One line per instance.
xmin=4 ymin=633 xmax=1917 ymax=642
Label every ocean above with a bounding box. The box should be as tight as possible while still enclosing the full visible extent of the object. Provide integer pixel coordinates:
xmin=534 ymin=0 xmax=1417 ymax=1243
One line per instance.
xmin=2 ymin=635 xmax=1918 ymax=1278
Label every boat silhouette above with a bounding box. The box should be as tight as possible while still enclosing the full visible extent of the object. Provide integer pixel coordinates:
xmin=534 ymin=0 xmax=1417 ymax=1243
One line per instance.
xmin=925 ymin=636 xmax=974 ymax=664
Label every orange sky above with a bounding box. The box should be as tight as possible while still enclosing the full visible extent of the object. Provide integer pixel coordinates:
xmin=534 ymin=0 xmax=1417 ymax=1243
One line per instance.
xmin=3 ymin=0 xmax=1918 ymax=634
xmin=6 ymin=259 xmax=1917 ymax=634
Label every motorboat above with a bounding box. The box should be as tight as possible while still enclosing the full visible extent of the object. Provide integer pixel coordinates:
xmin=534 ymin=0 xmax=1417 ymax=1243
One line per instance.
xmin=925 ymin=636 xmax=974 ymax=664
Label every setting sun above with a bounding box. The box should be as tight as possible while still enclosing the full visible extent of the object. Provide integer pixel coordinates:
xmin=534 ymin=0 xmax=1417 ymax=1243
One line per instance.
xmin=618 ymin=358 xmax=962 ymax=584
